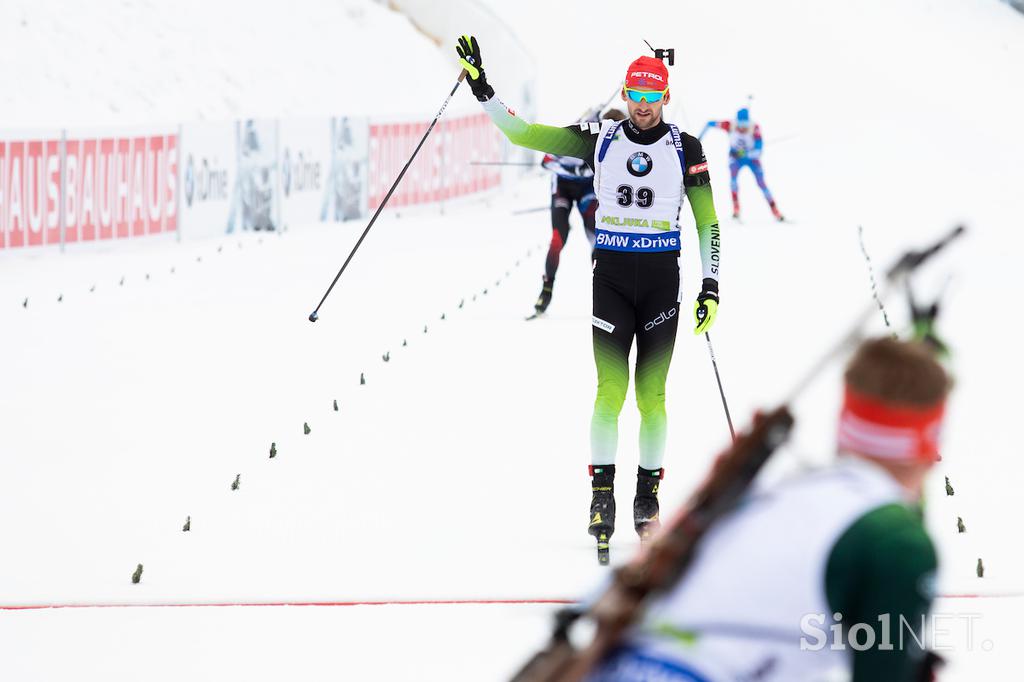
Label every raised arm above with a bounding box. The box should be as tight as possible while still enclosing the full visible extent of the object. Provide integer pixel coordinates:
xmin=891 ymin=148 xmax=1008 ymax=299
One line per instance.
xmin=698 ymin=119 xmax=731 ymax=140
xmin=456 ymin=35 xmax=596 ymax=161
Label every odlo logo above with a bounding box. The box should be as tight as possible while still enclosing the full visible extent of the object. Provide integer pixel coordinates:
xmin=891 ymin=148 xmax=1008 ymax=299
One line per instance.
xmin=627 ymin=151 xmax=653 ymax=177
xmin=644 ymin=307 xmax=677 ymax=331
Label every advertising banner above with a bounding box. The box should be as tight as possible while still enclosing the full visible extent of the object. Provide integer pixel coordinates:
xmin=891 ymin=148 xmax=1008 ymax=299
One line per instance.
xmin=179 ymin=118 xmax=278 ymax=240
xmin=367 ymin=112 xmax=501 ymax=211
xmin=2 ymin=108 xmax=514 ymax=252
xmin=179 ymin=120 xmax=235 ymax=240
xmin=230 ymin=119 xmax=279 ymax=234
xmin=0 ymin=131 xmax=55 ymax=249
xmin=278 ymin=117 xmax=329 ymax=228
xmin=64 ymin=126 xmax=179 ymax=244
xmin=0 ymin=135 xmax=59 ymax=250
xmin=318 ymin=116 xmax=368 ymax=224
xmin=1 ymin=127 xmax=177 ymax=250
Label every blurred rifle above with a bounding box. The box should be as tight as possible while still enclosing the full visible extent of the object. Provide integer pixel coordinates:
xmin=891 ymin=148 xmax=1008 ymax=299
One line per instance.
xmin=511 ymin=224 xmax=966 ymax=682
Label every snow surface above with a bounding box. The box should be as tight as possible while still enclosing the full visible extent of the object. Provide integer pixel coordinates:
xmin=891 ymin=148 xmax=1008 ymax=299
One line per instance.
xmin=3 ymin=0 xmax=1024 ymax=680
xmin=0 ymin=0 xmax=476 ymax=126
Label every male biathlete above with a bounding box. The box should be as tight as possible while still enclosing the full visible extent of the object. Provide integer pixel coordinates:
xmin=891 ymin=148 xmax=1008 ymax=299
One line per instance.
xmin=456 ymin=36 xmax=721 ymax=561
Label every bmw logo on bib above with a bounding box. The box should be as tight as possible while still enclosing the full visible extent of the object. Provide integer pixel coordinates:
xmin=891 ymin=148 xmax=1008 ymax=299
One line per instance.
xmin=627 ymin=151 xmax=653 ymax=177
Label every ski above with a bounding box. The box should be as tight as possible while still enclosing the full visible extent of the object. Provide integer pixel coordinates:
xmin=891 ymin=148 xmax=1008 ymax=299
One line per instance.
xmin=596 ymin=533 xmax=610 ymax=566
xmin=525 ymin=311 xmax=545 ymax=321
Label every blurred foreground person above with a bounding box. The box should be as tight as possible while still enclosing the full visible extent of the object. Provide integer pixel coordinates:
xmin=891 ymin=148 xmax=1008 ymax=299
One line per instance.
xmin=588 ymin=336 xmax=949 ymax=682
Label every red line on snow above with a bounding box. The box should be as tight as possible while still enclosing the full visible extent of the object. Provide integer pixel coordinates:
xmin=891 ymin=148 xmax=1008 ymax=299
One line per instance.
xmin=936 ymin=592 xmax=1024 ymax=600
xmin=3 ymin=593 xmax=1023 ymax=612
xmin=0 ymin=598 xmax=576 ymax=611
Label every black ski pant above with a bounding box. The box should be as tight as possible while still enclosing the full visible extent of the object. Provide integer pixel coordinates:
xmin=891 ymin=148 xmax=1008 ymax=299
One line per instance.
xmin=590 ymin=249 xmax=680 ymax=470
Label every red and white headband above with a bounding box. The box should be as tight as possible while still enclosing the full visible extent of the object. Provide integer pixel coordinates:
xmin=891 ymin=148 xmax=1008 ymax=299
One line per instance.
xmin=838 ymin=387 xmax=945 ymax=462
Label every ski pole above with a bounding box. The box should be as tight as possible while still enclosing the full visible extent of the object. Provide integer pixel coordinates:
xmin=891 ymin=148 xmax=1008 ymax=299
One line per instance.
xmin=704 ymin=332 xmax=736 ymax=441
xmin=307 ymin=70 xmax=468 ymax=323
xmin=785 ymin=224 xmax=965 ymax=401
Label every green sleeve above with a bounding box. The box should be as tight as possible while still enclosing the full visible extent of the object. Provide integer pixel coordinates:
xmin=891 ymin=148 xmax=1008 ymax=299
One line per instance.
xmin=825 ymin=503 xmax=938 ymax=682
xmin=481 ymin=96 xmax=595 ymax=160
xmin=687 ymin=184 xmax=720 ymax=282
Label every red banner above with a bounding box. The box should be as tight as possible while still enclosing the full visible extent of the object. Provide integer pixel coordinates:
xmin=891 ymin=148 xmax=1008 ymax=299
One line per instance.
xmin=368 ymin=112 xmax=501 ymax=210
xmin=0 ymin=132 xmax=177 ymax=249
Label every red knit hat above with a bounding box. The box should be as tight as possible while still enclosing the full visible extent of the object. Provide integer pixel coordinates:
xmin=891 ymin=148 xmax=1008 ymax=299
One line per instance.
xmin=624 ymin=56 xmax=669 ymax=90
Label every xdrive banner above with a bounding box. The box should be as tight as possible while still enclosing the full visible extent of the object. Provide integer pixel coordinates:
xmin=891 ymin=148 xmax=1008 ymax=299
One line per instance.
xmin=278 ymin=116 xmax=368 ymax=228
xmin=179 ymin=120 xmax=236 ymax=240
xmin=179 ymin=119 xmax=279 ymax=240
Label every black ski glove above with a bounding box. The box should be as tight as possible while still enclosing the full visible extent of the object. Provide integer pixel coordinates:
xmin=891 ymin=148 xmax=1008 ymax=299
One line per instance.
xmin=455 ymin=35 xmax=494 ymax=102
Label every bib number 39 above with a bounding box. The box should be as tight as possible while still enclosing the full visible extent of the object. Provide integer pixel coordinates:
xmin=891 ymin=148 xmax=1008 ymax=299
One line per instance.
xmin=616 ymin=184 xmax=654 ymax=208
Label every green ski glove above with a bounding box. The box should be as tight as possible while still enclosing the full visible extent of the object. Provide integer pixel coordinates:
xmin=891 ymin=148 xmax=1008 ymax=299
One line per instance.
xmin=694 ymin=278 xmax=719 ymax=334
xmin=455 ymin=35 xmax=494 ymax=101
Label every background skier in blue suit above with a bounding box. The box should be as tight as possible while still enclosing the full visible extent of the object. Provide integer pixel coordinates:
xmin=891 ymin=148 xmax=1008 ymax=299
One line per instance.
xmin=701 ymin=108 xmax=784 ymax=222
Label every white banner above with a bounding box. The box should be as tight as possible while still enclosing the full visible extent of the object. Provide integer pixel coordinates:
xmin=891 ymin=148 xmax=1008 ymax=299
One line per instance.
xmin=278 ymin=116 xmax=368 ymax=227
xmin=178 ymin=118 xmax=279 ymax=240
xmin=179 ymin=120 xmax=235 ymax=240
xmin=278 ymin=117 xmax=328 ymax=228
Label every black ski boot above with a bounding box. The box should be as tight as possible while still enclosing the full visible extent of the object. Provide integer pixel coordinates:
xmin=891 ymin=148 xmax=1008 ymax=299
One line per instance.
xmin=588 ymin=464 xmax=616 ymax=565
xmin=634 ymin=466 xmax=663 ymax=541
xmin=534 ymin=276 xmax=554 ymax=315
